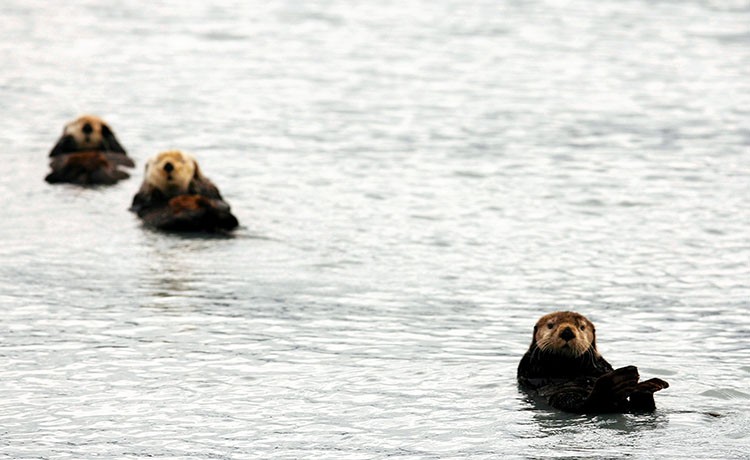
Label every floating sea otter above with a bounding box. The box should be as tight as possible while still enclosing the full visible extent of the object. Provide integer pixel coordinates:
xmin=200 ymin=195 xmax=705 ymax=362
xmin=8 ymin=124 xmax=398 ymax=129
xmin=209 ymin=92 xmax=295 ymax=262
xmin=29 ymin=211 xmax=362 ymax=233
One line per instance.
xmin=130 ymin=150 xmax=239 ymax=232
xmin=517 ymin=311 xmax=668 ymax=413
xmin=46 ymin=115 xmax=134 ymax=185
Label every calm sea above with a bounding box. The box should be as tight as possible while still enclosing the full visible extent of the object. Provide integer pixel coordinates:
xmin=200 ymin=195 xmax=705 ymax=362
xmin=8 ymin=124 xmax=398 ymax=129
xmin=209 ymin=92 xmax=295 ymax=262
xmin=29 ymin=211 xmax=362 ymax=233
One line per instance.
xmin=1 ymin=0 xmax=749 ymax=458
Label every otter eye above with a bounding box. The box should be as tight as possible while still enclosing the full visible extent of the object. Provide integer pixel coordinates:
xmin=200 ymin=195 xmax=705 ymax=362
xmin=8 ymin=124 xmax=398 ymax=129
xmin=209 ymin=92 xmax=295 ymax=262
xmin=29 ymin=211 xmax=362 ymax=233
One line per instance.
xmin=547 ymin=323 xmax=554 ymax=329
xmin=580 ymin=325 xmax=585 ymax=331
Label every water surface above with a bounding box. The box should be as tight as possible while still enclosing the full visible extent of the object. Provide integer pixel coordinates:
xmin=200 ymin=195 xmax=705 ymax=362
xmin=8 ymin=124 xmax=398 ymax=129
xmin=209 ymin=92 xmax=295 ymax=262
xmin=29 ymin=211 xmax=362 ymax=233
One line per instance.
xmin=1 ymin=0 xmax=749 ymax=458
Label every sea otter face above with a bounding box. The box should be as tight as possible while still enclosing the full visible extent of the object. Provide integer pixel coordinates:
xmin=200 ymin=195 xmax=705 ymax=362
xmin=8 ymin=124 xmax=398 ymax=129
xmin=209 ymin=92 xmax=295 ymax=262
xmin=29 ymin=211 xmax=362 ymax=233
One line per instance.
xmin=533 ymin=311 xmax=597 ymax=358
xmin=145 ymin=150 xmax=196 ymax=195
xmin=63 ymin=115 xmax=110 ymax=150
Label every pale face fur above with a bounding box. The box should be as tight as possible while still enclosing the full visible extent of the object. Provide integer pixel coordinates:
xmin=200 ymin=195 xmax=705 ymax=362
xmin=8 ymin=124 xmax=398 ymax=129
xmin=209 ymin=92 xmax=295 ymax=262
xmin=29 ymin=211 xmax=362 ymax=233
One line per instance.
xmin=145 ymin=150 xmax=197 ymax=196
xmin=64 ymin=115 xmax=108 ymax=150
xmin=533 ymin=311 xmax=599 ymax=358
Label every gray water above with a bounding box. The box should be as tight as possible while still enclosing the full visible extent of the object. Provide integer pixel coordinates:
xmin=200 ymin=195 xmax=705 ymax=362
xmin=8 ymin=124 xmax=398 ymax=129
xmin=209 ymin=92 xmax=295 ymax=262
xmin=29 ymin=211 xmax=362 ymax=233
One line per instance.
xmin=1 ymin=0 xmax=750 ymax=458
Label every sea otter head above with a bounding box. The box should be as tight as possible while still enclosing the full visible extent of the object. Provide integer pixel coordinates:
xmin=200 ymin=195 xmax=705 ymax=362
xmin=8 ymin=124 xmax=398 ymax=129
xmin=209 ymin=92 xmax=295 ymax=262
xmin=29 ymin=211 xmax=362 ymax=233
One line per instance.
xmin=531 ymin=311 xmax=599 ymax=359
xmin=145 ymin=150 xmax=198 ymax=196
xmin=63 ymin=115 xmax=115 ymax=150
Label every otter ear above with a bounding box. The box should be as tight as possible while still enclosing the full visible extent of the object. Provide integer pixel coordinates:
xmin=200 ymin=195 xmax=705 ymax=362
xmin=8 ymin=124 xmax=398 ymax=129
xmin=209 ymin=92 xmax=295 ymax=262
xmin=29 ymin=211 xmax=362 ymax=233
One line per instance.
xmin=101 ymin=124 xmax=127 ymax=154
xmin=531 ymin=325 xmax=539 ymax=346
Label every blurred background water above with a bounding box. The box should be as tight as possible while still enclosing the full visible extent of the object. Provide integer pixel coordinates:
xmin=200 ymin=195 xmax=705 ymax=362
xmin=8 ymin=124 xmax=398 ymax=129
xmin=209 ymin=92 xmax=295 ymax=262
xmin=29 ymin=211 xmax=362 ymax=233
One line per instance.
xmin=1 ymin=0 xmax=749 ymax=458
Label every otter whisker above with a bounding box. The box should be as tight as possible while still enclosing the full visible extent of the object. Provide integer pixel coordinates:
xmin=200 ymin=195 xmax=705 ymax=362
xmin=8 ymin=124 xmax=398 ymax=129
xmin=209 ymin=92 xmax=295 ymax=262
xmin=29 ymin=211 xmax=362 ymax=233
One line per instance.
xmin=518 ymin=310 xmax=669 ymax=414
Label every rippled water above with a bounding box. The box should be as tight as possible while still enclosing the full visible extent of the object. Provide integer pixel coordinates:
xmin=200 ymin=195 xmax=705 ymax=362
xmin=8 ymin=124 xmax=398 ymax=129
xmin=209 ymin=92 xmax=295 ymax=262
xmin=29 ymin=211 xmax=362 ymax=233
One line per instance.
xmin=2 ymin=0 xmax=750 ymax=458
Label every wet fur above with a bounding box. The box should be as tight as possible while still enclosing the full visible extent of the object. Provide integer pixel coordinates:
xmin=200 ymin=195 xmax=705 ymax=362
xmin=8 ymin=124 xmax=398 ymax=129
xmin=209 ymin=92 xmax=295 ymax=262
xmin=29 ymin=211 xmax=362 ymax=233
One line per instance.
xmin=49 ymin=115 xmax=128 ymax=156
xmin=130 ymin=151 xmax=238 ymax=232
xmin=517 ymin=311 xmax=668 ymax=413
xmin=45 ymin=151 xmax=134 ymax=185
xmin=46 ymin=115 xmax=133 ymax=185
xmin=138 ymin=195 xmax=239 ymax=232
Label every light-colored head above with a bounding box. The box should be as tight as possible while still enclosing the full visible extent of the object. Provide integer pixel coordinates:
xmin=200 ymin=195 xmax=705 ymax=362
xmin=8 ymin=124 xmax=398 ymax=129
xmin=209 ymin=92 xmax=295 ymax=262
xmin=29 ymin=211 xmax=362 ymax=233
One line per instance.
xmin=145 ymin=150 xmax=197 ymax=195
xmin=63 ymin=115 xmax=110 ymax=150
xmin=532 ymin=311 xmax=598 ymax=358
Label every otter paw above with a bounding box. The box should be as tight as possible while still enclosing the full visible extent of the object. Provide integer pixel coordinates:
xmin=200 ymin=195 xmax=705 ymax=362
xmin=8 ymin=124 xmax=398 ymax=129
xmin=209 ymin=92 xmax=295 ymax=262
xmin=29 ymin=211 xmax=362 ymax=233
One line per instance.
xmin=629 ymin=377 xmax=669 ymax=412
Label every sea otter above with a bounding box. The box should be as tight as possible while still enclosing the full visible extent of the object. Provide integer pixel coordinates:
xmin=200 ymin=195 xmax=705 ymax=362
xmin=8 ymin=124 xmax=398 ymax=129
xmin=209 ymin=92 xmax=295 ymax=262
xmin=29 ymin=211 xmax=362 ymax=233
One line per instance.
xmin=130 ymin=150 xmax=239 ymax=232
xmin=46 ymin=115 xmax=134 ymax=185
xmin=517 ymin=311 xmax=668 ymax=413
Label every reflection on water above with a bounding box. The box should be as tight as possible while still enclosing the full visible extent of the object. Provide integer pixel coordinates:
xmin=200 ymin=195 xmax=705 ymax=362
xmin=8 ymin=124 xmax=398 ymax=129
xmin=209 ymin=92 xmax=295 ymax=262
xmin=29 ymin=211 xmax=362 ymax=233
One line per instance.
xmin=1 ymin=0 xmax=750 ymax=458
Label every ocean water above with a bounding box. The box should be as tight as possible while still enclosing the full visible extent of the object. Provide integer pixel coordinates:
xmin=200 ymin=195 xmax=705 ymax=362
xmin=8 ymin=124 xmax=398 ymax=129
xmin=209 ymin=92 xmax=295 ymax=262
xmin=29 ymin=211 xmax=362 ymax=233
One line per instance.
xmin=1 ymin=0 xmax=749 ymax=458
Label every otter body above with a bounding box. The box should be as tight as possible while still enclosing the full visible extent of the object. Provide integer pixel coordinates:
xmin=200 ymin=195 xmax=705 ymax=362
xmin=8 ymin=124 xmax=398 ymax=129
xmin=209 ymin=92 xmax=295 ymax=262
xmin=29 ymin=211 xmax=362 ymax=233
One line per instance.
xmin=46 ymin=115 xmax=134 ymax=185
xmin=518 ymin=311 xmax=668 ymax=413
xmin=45 ymin=151 xmax=133 ymax=185
xmin=130 ymin=150 xmax=238 ymax=233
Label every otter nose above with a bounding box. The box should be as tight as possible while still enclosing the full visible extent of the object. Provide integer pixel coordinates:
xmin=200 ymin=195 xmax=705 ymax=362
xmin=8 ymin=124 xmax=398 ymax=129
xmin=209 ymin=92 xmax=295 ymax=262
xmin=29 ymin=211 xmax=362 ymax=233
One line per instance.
xmin=82 ymin=123 xmax=93 ymax=135
xmin=163 ymin=162 xmax=174 ymax=173
xmin=560 ymin=327 xmax=575 ymax=342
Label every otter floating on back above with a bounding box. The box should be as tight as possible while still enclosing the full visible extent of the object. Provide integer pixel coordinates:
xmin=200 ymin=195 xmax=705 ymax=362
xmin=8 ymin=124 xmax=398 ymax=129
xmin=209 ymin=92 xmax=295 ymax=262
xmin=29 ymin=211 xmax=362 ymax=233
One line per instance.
xmin=130 ymin=150 xmax=239 ymax=233
xmin=517 ymin=311 xmax=668 ymax=413
xmin=45 ymin=115 xmax=134 ymax=185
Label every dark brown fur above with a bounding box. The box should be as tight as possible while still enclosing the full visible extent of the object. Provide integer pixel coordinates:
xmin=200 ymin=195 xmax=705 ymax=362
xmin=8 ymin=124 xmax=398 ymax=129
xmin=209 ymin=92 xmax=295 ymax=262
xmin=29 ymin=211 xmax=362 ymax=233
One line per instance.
xmin=45 ymin=151 xmax=135 ymax=185
xmin=517 ymin=311 xmax=668 ymax=413
xmin=130 ymin=151 xmax=238 ymax=233
xmin=49 ymin=115 xmax=128 ymax=156
xmin=136 ymin=195 xmax=239 ymax=232
xmin=46 ymin=116 xmax=133 ymax=185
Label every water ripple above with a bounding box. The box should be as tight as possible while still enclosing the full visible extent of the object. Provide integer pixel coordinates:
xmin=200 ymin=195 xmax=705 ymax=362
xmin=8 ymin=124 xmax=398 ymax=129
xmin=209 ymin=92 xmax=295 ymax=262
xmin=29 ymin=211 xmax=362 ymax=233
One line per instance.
xmin=1 ymin=0 xmax=750 ymax=458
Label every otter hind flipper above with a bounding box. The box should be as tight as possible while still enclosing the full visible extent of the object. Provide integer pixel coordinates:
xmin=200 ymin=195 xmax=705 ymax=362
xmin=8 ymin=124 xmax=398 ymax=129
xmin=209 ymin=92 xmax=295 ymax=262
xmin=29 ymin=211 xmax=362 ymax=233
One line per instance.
xmin=102 ymin=152 xmax=135 ymax=168
xmin=89 ymin=168 xmax=129 ymax=185
xmin=629 ymin=378 xmax=670 ymax=412
xmin=581 ymin=366 xmax=639 ymax=413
